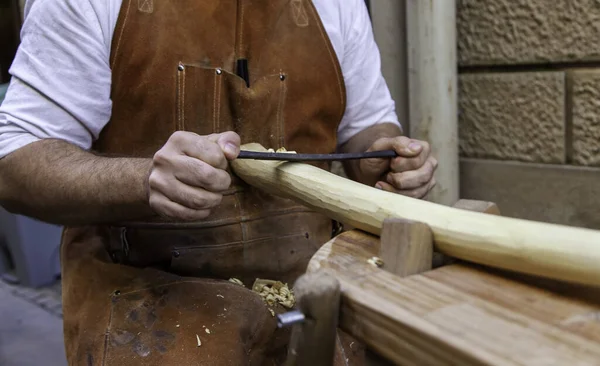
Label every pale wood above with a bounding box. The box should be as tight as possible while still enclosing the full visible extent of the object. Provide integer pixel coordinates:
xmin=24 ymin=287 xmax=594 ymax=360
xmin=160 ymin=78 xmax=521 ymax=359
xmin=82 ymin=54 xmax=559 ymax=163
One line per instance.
xmin=306 ymin=230 xmax=600 ymax=365
xmin=453 ymin=199 xmax=501 ymax=216
xmin=431 ymin=199 xmax=501 ymax=268
xmin=231 ymin=143 xmax=600 ymax=287
xmin=379 ymin=218 xmax=432 ymax=277
xmin=407 ymin=0 xmax=459 ymax=206
xmin=285 ymin=271 xmax=340 ymax=366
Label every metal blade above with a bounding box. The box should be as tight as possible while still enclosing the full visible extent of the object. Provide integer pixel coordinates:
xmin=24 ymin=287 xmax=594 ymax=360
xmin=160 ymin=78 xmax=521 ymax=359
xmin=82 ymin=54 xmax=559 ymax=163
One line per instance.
xmin=237 ymin=150 xmax=398 ymax=161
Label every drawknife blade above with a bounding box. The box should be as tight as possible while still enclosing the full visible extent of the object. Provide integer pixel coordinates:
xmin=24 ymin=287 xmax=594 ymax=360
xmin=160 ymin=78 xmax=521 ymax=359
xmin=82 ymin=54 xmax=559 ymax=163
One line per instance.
xmin=237 ymin=150 xmax=398 ymax=161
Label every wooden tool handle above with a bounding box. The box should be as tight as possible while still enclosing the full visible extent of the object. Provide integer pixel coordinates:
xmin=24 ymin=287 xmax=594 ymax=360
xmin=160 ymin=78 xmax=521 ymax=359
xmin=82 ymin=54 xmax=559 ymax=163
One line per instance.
xmin=231 ymin=143 xmax=600 ymax=287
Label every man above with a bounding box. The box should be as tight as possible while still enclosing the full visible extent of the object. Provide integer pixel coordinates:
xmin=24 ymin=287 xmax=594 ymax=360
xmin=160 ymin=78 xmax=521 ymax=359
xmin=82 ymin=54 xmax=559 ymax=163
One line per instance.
xmin=0 ymin=0 xmax=437 ymax=364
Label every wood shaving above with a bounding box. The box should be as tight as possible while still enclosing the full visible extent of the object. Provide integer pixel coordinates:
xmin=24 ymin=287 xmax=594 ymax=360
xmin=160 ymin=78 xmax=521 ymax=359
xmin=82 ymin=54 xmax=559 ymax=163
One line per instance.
xmin=216 ymin=294 xmax=224 ymax=298
xmin=196 ymin=334 xmax=201 ymax=347
xmin=367 ymin=256 xmax=384 ymax=268
xmin=228 ymin=278 xmax=244 ymax=286
xmin=252 ymin=278 xmax=295 ymax=309
xmin=205 ymin=328 xmax=211 ymax=334
xmin=268 ymin=308 xmax=275 ymax=317
xmin=276 ymin=147 xmax=296 ymax=154
xmin=266 ymin=147 xmax=297 ymax=154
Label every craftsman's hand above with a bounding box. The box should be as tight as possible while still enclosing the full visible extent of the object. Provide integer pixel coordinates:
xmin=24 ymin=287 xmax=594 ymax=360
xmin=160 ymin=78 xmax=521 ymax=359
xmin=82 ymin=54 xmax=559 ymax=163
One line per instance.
xmin=361 ymin=136 xmax=437 ymax=199
xmin=148 ymin=131 xmax=240 ymax=221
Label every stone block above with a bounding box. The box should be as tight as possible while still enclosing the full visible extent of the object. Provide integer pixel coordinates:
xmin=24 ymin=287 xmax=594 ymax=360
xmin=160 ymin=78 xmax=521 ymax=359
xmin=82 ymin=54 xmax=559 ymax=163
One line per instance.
xmin=457 ymin=0 xmax=600 ymax=66
xmin=459 ymin=72 xmax=565 ymax=163
xmin=569 ymin=69 xmax=600 ymax=166
xmin=460 ymin=158 xmax=600 ymax=229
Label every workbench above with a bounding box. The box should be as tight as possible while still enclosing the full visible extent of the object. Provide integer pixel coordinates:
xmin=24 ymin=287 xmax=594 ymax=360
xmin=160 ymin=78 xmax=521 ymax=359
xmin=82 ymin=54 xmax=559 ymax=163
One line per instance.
xmin=230 ymin=145 xmax=600 ymax=365
xmin=293 ymin=201 xmax=600 ymax=365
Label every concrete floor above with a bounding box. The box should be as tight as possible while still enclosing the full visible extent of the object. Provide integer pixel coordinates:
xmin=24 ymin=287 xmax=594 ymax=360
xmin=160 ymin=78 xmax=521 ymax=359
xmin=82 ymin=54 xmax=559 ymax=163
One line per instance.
xmin=0 ymin=279 xmax=67 ymax=366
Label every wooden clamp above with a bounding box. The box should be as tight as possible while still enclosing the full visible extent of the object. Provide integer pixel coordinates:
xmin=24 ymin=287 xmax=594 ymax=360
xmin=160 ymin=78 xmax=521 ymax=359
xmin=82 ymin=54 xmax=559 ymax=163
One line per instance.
xmin=284 ymin=199 xmax=500 ymax=366
xmin=378 ymin=199 xmax=501 ymax=277
xmin=284 ymin=271 xmax=341 ymax=366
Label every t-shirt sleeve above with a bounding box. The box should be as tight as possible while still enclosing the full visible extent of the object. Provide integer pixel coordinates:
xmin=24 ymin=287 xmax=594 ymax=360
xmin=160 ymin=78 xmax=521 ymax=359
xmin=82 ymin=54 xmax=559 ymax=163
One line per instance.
xmin=0 ymin=0 xmax=112 ymax=159
xmin=336 ymin=0 xmax=401 ymax=147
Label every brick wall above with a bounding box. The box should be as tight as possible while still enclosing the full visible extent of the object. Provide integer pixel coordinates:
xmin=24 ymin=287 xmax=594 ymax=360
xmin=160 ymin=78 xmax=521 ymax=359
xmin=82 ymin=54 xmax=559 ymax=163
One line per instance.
xmin=457 ymin=0 xmax=600 ymax=229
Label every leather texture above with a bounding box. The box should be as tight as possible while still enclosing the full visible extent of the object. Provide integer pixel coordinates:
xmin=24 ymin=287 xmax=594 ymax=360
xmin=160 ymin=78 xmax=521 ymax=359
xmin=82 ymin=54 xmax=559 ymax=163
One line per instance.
xmin=60 ymin=0 xmax=365 ymax=364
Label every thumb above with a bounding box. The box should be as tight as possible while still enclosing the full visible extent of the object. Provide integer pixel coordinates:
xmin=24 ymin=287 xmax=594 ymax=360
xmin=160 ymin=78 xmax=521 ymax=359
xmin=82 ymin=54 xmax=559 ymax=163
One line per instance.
xmin=369 ymin=136 xmax=421 ymax=157
xmin=209 ymin=131 xmax=241 ymax=160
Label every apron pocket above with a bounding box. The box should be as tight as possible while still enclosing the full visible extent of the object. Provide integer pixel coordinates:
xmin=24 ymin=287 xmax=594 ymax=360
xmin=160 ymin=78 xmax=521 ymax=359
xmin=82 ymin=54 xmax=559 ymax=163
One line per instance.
xmin=177 ymin=63 xmax=287 ymax=148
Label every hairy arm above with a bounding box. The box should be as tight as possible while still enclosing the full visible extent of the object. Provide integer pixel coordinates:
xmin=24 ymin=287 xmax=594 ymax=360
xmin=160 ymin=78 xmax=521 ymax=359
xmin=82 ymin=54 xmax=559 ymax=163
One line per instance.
xmin=0 ymin=139 xmax=154 ymax=225
xmin=339 ymin=122 xmax=402 ymax=186
xmin=0 ymin=131 xmax=241 ymax=226
xmin=339 ymin=123 xmax=437 ymax=199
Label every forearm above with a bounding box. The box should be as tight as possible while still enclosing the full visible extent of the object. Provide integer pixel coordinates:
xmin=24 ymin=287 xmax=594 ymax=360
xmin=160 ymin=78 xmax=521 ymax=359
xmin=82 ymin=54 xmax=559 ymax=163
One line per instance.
xmin=339 ymin=122 xmax=402 ymax=185
xmin=0 ymin=139 xmax=155 ymax=225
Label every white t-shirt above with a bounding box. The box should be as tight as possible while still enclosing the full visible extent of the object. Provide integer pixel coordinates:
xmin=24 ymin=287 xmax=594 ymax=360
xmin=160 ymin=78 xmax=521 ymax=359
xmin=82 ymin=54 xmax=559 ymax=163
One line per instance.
xmin=0 ymin=0 xmax=400 ymax=158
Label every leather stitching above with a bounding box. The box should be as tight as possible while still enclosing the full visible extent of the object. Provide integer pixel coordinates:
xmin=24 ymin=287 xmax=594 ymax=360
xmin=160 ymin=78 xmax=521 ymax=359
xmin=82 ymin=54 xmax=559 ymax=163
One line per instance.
xmin=239 ymin=2 xmax=245 ymax=55
xmin=102 ymin=302 xmax=114 ymax=366
xmin=213 ymin=71 xmax=218 ymax=132
xmin=216 ymin=74 xmax=222 ymax=131
xmin=277 ymin=75 xmax=287 ymax=148
xmin=181 ymin=68 xmax=186 ymax=130
xmin=305 ymin=0 xmax=346 ymax=119
xmin=110 ymin=0 xmax=133 ymax=69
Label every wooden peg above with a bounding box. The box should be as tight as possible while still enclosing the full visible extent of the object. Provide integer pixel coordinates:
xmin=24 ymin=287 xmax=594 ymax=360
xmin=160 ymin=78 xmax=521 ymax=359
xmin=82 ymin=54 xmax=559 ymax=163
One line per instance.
xmin=284 ymin=271 xmax=341 ymax=366
xmin=378 ymin=218 xmax=433 ymax=277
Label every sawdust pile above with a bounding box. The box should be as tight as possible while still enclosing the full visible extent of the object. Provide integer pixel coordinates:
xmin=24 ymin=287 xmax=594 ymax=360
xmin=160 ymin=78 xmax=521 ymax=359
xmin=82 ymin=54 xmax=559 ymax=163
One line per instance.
xmin=252 ymin=279 xmax=295 ymax=309
xmin=228 ymin=278 xmax=296 ymax=315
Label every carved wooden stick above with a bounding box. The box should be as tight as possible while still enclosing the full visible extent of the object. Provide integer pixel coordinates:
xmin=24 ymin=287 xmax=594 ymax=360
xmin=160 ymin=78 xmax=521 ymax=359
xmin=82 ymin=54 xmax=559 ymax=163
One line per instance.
xmin=231 ymin=143 xmax=600 ymax=287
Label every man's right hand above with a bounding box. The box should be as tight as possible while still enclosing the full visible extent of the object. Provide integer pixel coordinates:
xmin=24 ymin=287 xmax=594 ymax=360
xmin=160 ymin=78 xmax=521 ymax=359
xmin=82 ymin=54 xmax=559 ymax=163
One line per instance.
xmin=148 ymin=131 xmax=241 ymax=221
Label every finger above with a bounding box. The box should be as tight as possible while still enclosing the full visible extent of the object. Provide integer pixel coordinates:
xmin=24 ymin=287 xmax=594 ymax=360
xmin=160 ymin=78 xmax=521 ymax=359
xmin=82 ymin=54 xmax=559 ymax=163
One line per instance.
xmin=208 ymin=131 xmax=241 ymax=160
xmin=386 ymin=158 xmax=436 ymax=190
xmin=369 ymin=136 xmax=423 ymax=157
xmin=149 ymin=173 xmax=223 ymax=210
xmin=375 ymin=181 xmax=396 ymax=192
xmin=170 ymin=131 xmax=228 ymax=170
xmin=149 ymin=192 xmax=212 ymax=222
xmin=390 ymin=142 xmax=432 ymax=172
xmin=170 ymin=156 xmax=232 ymax=192
xmin=377 ymin=178 xmax=437 ymax=199
xmin=399 ymin=178 xmax=436 ymax=199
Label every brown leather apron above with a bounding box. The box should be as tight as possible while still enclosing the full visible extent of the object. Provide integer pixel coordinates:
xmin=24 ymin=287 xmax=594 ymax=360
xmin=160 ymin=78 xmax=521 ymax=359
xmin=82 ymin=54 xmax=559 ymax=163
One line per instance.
xmin=60 ymin=0 xmax=364 ymax=364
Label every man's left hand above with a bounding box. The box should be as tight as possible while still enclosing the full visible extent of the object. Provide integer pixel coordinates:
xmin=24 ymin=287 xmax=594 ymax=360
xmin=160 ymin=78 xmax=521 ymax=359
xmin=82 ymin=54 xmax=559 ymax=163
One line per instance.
xmin=360 ymin=136 xmax=438 ymax=199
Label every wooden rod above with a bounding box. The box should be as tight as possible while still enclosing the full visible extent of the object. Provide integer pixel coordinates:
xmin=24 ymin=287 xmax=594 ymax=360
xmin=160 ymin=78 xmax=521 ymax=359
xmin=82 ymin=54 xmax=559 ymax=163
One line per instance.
xmin=231 ymin=143 xmax=600 ymax=287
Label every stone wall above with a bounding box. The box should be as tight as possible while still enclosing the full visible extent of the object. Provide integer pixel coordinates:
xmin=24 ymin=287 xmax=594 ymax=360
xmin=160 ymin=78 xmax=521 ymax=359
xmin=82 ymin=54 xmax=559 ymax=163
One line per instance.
xmin=457 ymin=0 xmax=600 ymax=229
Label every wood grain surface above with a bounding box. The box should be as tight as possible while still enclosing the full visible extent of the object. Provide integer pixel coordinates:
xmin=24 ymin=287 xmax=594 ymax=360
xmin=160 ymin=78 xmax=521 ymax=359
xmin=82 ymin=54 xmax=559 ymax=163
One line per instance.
xmin=231 ymin=143 xmax=600 ymax=287
xmin=307 ymin=230 xmax=600 ymax=365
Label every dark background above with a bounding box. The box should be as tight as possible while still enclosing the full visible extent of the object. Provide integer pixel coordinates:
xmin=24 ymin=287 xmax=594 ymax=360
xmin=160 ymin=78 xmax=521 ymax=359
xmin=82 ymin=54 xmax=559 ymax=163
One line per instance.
xmin=0 ymin=0 xmax=21 ymax=83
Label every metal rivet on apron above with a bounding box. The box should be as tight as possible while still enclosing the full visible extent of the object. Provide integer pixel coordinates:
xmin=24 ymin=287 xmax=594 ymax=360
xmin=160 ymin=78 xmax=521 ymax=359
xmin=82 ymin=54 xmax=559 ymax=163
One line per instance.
xmin=114 ymin=290 xmax=121 ymax=296
xmin=216 ymin=68 xmax=222 ymax=75
xmin=177 ymin=64 xmax=185 ymax=71
xmin=279 ymin=74 xmax=286 ymax=81
xmin=172 ymin=250 xmax=180 ymax=258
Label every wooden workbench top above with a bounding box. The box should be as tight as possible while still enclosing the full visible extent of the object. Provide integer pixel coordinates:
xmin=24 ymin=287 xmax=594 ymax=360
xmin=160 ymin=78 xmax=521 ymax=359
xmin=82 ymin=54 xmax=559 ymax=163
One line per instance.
xmin=307 ymin=229 xmax=600 ymax=365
